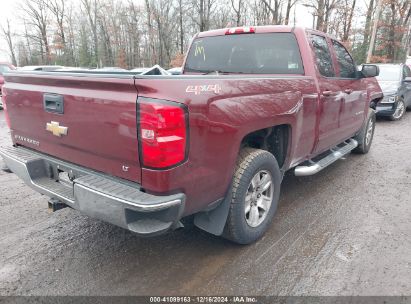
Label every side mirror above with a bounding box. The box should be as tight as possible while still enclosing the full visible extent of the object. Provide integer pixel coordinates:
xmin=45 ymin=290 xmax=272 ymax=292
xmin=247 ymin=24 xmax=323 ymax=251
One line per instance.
xmin=404 ymin=77 xmax=411 ymax=82
xmin=361 ymin=64 xmax=379 ymax=77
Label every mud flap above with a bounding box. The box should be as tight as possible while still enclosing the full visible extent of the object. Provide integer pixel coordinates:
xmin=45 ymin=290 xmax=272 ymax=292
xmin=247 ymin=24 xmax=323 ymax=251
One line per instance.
xmin=194 ymin=183 xmax=232 ymax=236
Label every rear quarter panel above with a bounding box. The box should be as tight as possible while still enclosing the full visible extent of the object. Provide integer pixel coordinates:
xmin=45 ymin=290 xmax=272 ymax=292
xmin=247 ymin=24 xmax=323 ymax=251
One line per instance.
xmin=136 ymin=76 xmax=318 ymax=215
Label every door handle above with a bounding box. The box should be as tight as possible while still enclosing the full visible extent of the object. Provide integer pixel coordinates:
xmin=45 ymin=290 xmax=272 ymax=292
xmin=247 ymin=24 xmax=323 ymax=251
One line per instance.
xmin=344 ymin=89 xmax=353 ymax=94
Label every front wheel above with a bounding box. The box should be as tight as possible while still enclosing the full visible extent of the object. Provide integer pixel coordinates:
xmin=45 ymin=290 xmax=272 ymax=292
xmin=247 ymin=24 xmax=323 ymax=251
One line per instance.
xmin=223 ymin=148 xmax=281 ymax=244
xmin=389 ymin=98 xmax=406 ymax=121
xmin=353 ymin=109 xmax=376 ymax=154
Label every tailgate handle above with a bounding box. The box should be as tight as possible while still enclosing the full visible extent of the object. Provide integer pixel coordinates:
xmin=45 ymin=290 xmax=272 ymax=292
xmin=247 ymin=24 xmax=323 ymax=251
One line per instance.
xmin=44 ymin=94 xmax=64 ymax=114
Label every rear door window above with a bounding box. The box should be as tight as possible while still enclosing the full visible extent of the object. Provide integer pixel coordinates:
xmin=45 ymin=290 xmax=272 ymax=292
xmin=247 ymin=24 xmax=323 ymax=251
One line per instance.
xmin=184 ymin=33 xmax=304 ymax=74
xmin=332 ymin=40 xmax=357 ymax=78
xmin=310 ymin=35 xmax=335 ymax=77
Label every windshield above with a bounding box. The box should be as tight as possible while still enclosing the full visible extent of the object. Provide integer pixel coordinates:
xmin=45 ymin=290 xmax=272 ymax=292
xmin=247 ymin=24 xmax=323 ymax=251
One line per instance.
xmin=0 ymin=65 xmax=12 ymax=75
xmin=376 ymin=66 xmax=401 ymax=81
xmin=185 ymin=33 xmax=304 ymax=74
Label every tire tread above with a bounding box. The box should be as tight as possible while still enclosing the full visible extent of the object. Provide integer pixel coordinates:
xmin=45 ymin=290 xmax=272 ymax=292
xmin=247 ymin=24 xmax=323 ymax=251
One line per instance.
xmin=224 ymin=148 xmax=280 ymax=244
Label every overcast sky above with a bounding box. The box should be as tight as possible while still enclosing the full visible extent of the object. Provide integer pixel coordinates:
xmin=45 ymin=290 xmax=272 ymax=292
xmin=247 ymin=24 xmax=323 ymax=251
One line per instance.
xmin=0 ymin=0 xmax=319 ymax=63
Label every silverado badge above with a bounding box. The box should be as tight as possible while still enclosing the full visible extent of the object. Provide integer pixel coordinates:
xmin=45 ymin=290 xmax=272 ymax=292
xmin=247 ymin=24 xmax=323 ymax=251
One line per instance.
xmin=46 ymin=121 xmax=68 ymax=137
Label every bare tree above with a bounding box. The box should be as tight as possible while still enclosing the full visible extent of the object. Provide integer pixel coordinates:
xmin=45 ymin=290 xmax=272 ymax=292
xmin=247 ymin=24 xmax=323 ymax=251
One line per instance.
xmin=178 ymin=0 xmax=185 ymax=54
xmin=304 ymin=0 xmax=340 ymax=32
xmin=261 ymin=0 xmax=283 ymax=24
xmin=0 ymin=19 xmax=17 ymax=66
xmin=328 ymin=0 xmax=356 ymax=42
xmin=193 ymin=0 xmax=216 ymax=31
xmin=284 ymin=0 xmax=299 ymax=25
xmin=145 ymin=0 xmax=156 ymax=65
xmin=231 ymin=0 xmax=245 ymax=26
xmin=6 ymin=0 xmax=411 ymax=69
xmin=81 ymin=0 xmax=99 ymax=66
xmin=361 ymin=0 xmax=375 ymax=59
xmin=47 ymin=0 xmax=67 ymax=63
xmin=126 ymin=0 xmax=142 ymax=67
xmin=21 ymin=0 xmax=51 ymax=64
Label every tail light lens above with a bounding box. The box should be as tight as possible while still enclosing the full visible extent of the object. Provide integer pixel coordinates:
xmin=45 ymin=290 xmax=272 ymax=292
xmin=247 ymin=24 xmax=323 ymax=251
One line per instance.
xmin=2 ymin=87 xmax=11 ymax=128
xmin=138 ymin=98 xmax=188 ymax=169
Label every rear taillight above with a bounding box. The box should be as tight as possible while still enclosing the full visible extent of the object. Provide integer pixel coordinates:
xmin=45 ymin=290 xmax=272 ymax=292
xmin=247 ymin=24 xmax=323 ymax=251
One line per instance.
xmin=138 ymin=98 xmax=188 ymax=169
xmin=2 ymin=87 xmax=11 ymax=128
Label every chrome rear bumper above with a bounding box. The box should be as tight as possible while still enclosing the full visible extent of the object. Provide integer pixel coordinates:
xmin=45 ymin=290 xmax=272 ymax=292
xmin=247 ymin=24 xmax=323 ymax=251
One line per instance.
xmin=0 ymin=146 xmax=185 ymax=236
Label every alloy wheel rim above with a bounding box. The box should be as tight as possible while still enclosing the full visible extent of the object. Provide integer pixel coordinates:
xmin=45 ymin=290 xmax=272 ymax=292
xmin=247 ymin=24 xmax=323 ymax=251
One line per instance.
xmin=393 ymin=101 xmax=405 ymax=119
xmin=244 ymin=170 xmax=274 ymax=228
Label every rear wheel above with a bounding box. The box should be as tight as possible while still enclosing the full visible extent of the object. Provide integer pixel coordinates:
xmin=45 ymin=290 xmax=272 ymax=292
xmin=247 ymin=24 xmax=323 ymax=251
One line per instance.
xmin=224 ymin=148 xmax=281 ymax=244
xmin=353 ymin=109 xmax=376 ymax=154
xmin=389 ymin=98 xmax=406 ymax=121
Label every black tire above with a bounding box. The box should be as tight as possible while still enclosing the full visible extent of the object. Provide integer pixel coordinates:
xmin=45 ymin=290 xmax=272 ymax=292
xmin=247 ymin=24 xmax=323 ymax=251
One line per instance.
xmin=389 ymin=98 xmax=406 ymax=121
xmin=223 ymin=148 xmax=281 ymax=244
xmin=353 ymin=109 xmax=376 ymax=154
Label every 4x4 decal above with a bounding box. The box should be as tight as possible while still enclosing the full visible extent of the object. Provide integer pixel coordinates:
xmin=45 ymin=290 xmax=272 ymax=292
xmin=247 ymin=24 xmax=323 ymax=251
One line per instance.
xmin=186 ymin=84 xmax=222 ymax=95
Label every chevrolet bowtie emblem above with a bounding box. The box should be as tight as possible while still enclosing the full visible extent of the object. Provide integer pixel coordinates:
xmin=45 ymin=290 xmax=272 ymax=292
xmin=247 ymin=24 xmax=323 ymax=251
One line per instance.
xmin=46 ymin=121 xmax=68 ymax=137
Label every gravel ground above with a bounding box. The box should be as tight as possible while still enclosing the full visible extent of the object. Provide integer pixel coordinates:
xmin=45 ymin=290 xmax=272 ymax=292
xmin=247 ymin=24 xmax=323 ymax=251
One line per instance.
xmin=0 ymin=110 xmax=410 ymax=296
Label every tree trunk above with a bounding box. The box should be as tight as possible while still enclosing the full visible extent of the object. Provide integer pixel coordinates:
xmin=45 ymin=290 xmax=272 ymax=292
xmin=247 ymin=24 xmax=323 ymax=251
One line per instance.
xmin=342 ymin=0 xmax=356 ymax=41
xmin=362 ymin=0 xmax=374 ymax=61
xmin=179 ymin=0 xmax=184 ymax=54
xmin=284 ymin=0 xmax=292 ymax=25
xmin=1 ymin=20 xmax=17 ymax=66
xmin=387 ymin=1 xmax=396 ymax=61
xmin=316 ymin=0 xmax=325 ymax=31
xmin=366 ymin=0 xmax=382 ymax=63
xmin=82 ymin=0 xmax=99 ymax=66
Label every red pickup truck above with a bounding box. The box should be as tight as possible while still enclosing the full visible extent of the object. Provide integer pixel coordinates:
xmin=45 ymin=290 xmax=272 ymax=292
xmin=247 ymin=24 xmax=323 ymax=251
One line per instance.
xmin=0 ymin=26 xmax=382 ymax=244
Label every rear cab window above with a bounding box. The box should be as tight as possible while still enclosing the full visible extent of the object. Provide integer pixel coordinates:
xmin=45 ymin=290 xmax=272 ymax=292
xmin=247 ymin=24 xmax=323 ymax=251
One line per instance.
xmin=184 ymin=33 xmax=304 ymax=75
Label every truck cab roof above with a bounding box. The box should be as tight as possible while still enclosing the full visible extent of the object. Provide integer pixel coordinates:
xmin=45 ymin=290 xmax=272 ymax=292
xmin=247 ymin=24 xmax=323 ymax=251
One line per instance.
xmin=196 ymin=25 xmax=319 ymax=38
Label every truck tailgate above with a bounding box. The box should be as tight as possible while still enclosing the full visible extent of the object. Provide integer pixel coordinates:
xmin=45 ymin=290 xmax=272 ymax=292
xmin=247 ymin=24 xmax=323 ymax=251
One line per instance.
xmin=3 ymin=72 xmax=141 ymax=183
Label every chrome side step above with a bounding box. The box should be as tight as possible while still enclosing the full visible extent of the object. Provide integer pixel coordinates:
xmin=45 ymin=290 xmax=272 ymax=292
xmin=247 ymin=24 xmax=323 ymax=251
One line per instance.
xmin=294 ymin=139 xmax=358 ymax=176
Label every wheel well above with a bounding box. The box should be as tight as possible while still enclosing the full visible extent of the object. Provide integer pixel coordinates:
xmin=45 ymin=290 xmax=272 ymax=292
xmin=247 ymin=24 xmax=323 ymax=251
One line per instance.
xmin=240 ymin=125 xmax=290 ymax=168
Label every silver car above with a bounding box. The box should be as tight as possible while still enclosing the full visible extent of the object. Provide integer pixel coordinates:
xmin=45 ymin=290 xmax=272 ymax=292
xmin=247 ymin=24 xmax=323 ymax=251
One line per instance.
xmin=374 ymin=64 xmax=411 ymax=120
